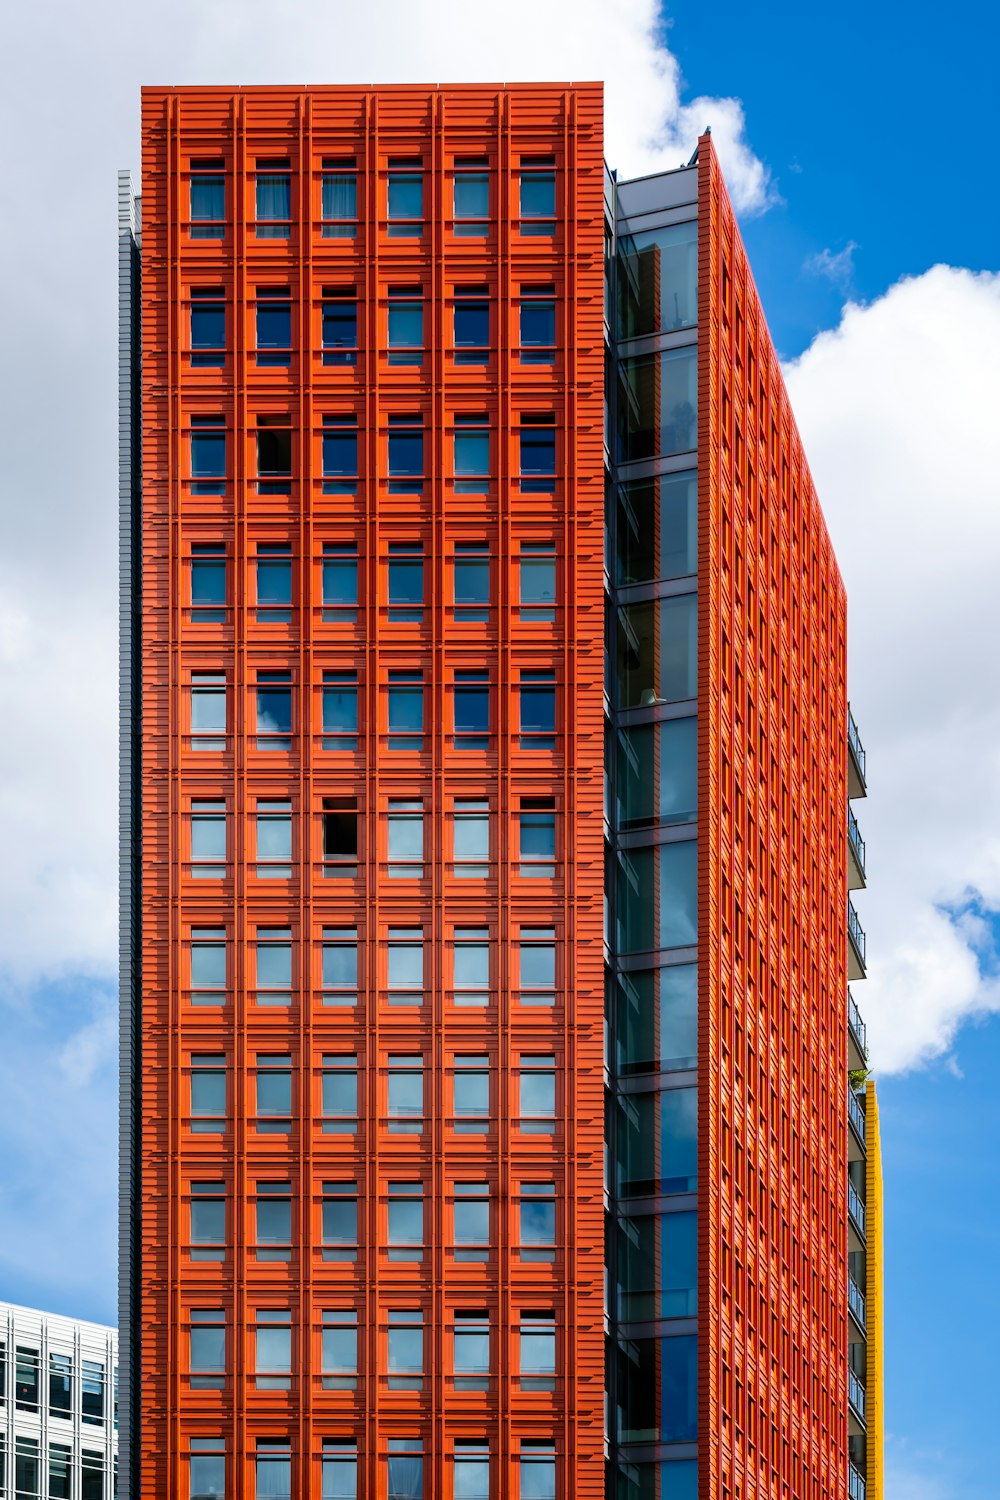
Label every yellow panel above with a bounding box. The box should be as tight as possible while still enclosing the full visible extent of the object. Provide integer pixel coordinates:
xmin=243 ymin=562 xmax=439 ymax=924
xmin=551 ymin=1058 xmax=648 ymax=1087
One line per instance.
xmin=865 ymin=1080 xmax=885 ymax=1499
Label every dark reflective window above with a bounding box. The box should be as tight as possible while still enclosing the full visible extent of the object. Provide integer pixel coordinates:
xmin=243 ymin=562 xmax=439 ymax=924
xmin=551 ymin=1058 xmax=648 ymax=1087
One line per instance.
xmin=615 ymin=1334 xmax=698 ymax=1443
xmin=615 ymin=471 xmax=697 ymax=584
xmin=615 ymin=963 xmax=697 ymax=1074
xmin=617 ymin=348 xmax=697 ymax=462
xmin=615 ymin=1209 xmax=698 ymax=1321
xmin=615 ymin=1087 xmax=697 ymax=1195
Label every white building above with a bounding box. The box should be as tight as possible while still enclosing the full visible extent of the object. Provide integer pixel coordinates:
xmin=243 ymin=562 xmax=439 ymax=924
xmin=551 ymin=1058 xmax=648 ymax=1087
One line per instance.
xmin=0 ymin=1301 xmax=117 ymax=1500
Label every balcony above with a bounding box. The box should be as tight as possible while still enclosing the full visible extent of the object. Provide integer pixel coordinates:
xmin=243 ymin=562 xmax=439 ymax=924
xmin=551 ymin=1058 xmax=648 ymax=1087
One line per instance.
xmin=848 ymin=807 xmax=866 ymax=890
xmin=848 ymin=1090 xmax=867 ymax=1160
xmin=849 ymin=1368 xmax=867 ymax=1425
xmin=848 ymin=1182 xmax=867 ymax=1244
xmin=849 ymin=1462 xmax=867 ymax=1500
xmin=848 ymin=900 xmax=866 ymax=980
xmin=848 ymin=706 xmax=867 ymax=799
xmin=848 ymin=989 xmax=867 ymax=1071
xmin=848 ymin=1274 xmax=867 ymax=1330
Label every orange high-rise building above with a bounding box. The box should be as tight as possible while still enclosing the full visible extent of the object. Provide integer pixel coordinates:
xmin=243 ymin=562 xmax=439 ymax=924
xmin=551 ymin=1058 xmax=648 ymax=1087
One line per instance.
xmin=119 ymin=84 xmax=878 ymax=1500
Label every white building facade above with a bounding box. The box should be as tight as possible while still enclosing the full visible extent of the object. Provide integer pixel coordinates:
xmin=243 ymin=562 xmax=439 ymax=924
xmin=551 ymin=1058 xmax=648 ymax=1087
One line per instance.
xmin=0 ymin=1302 xmax=117 ymax=1500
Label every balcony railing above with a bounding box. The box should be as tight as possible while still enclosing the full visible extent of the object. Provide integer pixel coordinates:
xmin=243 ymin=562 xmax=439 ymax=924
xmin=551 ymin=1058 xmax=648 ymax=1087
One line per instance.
xmin=848 ymin=807 xmax=866 ymax=881
xmin=848 ymin=706 xmax=866 ymax=784
xmin=848 ymin=901 xmax=867 ymax=967
xmin=849 ymin=989 xmax=867 ymax=1054
xmin=849 ymin=1089 xmax=867 ymax=1145
xmin=848 ymin=1275 xmax=867 ymax=1327
xmin=848 ymin=1182 xmax=867 ymax=1238
xmin=849 ymin=1369 xmax=867 ymax=1422
xmin=849 ymin=1462 xmax=867 ymax=1500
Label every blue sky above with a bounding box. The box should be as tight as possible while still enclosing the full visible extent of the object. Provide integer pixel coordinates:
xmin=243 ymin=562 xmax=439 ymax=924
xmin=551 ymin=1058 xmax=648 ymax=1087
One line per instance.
xmin=0 ymin=4 xmax=997 ymax=1498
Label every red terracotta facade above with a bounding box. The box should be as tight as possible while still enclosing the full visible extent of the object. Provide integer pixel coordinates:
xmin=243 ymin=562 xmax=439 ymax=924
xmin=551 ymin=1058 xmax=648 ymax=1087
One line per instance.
xmin=138 ymin=84 xmax=607 ymax=1500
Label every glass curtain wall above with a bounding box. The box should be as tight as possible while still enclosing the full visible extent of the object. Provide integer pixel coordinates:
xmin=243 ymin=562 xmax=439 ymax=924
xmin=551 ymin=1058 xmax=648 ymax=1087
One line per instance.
xmin=606 ymin=175 xmax=699 ymax=1497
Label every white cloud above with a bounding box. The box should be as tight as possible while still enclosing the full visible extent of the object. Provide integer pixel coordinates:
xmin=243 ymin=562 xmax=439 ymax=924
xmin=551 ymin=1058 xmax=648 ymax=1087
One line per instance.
xmin=785 ymin=266 xmax=1000 ymax=1073
xmin=806 ymin=240 xmax=859 ymax=291
xmin=0 ymin=0 xmax=770 ymax=994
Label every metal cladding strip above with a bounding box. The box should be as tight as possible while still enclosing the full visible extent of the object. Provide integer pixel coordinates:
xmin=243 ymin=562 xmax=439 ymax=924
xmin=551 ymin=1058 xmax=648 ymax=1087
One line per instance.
xmin=116 ymin=165 xmax=141 ymax=1500
xmin=136 ymin=83 xmax=605 ymax=1500
xmin=699 ymin=133 xmax=850 ymax=1500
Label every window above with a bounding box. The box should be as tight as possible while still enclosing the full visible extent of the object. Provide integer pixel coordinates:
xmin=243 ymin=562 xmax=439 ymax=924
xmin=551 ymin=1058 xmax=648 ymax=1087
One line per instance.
xmin=519 ymin=1444 xmax=556 ymax=1500
xmin=322 ymin=416 xmax=358 ymax=492
xmin=254 ymin=1309 xmax=292 ymax=1390
xmin=453 ymin=1316 xmax=490 ymax=1392
xmin=617 ymin=218 xmax=698 ymax=336
xmin=384 ymin=930 xmax=422 ymax=1008
xmin=387 ymin=162 xmax=422 ymax=235
xmin=322 ymin=541 xmax=359 ymax=618
xmin=519 ymin=1313 xmax=556 ymax=1389
xmin=256 ymin=415 xmax=292 ymax=494
xmin=189 ymin=1182 xmax=226 ymax=1262
xmin=452 ymin=928 xmax=490 ymax=1007
xmin=189 ymin=1436 xmax=225 ymax=1500
xmin=15 ymin=1348 xmax=38 ymax=1411
xmin=190 ymin=1054 xmax=226 ymax=1133
xmin=321 ymin=290 xmax=358 ymax=366
xmin=321 ymin=160 xmax=357 ymax=238
xmin=387 ymin=417 xmax=423 ymax=494
xmin=452 ymin=540 xmax=490 ymax=621
xmin=387 ymin=1182 xmax=424 ymax=1260
xmin=254 ymin=1181 xmax=292 ymax=1262
xmin=453 ymin=1445 xmax=490 ymax=1500
xmin=321 ymin=1315 xmax=358 ymax=1390
xmin=255 ymin=1054 xmax=292 ymax=1133
xmin=453 ymin=1182 xmax=490 ymax=1262
xmin=387 ymin=1055 xmax=423 ymax=1129
xmin=615 ymin=1088 xmax=698 ymax=1197
xmin=188 ymin=1310 xmax=225 ymax=1390
xmin=386 ymin=670 xmax=424 ymax=750
xmin=518 ymin=1182 xmax=556 ymax=1262
xmin=519 ymin=670 xmax=556 ymax=749
xmin=519 ymin=798 xmax=556 ymax=877
xmin=255 ymin=799 xmax=292 ymax=877
xmin=190 ymin=541 xmax=227 ymax=621
xmin=386 ymin=1441 xmax=422 ymax=1500
xmin=189 ymin=928 xmax=227 ymax=1007
xmin=453 ymin=414 xmax=489 ymax=492
xmin=322 ymin=797 xmax=358 ymax=876
xmin=255 ymin=160 xmax=291 ymax=238
xmin=15 ymin=1437 xmax=39 ymax=1500
xmin=48 ymin=1353 xmax=72 ymax=1420
xmin=518 ymin=1055 xmax=556 ymax=1133
xmin=190 ymin=288 xmax=225 ymax=367
xmin=386 ymin=1313 xmax=423 ymax=1388
xmin=519 ymin=413 xmax=555 ymax=491
xmin=519 ymin=158 xmax=555 ymax=235
xmin=453 ymin=670 xmax=490 ymax=748
xmin=190 ymin=799 xmax=226 ymax=877
xmin=81 ymin=1452 xmax=104 ymax=1500
xmin=453 ymin=159 xmax=489 ymax=235
xmin=387 ymin=539 xmax=423 ymax=617
xmin=321 ymin=927 xmax=358 ymax=1006
xmin=255 ymin=543 xmax=293 ymax=622
xmin=519 ymin=541 xmax=556 ymax=620
xmin=387 ymin=286 xmax=423 ymax=365
xmin=256 ymin=286 xmax=292 ymax=366
xmin=450 ymin=1052 xmax=490 ymax=1133
xmin=189 ymin=161 xmax=225 ymax=238
xmin=81 ymin=1361 xmax=104 ymax=1426
xmin=452 ymin=799 xmax=489 ymax=877
xmin=321 ymin=1054 xmax=358 ymax=1133
xmin=616 ymin=347 xmax=697 ymax=461
xmin=453 ymin=288 xmax=489 ymax=363
xmin=255 ymin=1442 xmax=291 ymax=1500
xmin=519 ymin=285 xmax=555 ymax=363
xmin=190 ymin=415 xmax=226 ymax=495
xmin=387 ymin=800 xmax=424 ymax=877
xmin=190 ymin=671 xmax=226 ymax=750
xmin=321 ymin=1181 xmax=358 ymax=1262
xmin=616 ymin=471 xmax=697 ymax=585
xmin=615 ymin=964 xmax=697 ymax=1075
xmin=256 ymin=671 xmax=292 ymax=750
xmin=319 ymin=669 xmax=358 ymax=750
xmin=48 ymin=1444 xmax=71 ymax=1499
xmin=255 ymin=929 xmax=292 ymax=1007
